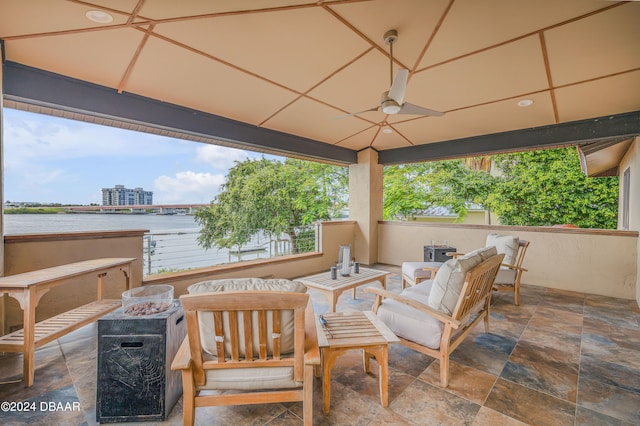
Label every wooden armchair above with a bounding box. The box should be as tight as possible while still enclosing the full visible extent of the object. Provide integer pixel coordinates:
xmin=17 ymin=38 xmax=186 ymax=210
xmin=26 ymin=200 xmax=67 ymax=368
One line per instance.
xmin=408 ymin=235 xmax=530 ymax=305
xmin=366 ymin=251 xmax=504 ymax=387
xmin=172 ymin=290 xmax=320 ymax=426
xmin=448 ymin=236 xmax=530 ymax=305
xmin=493 ymin=239 xmax=529 ymax=305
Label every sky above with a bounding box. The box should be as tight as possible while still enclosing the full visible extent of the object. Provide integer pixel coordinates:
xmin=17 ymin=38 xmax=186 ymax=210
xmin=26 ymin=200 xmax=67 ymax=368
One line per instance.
xmin=2 ymin=108 xmax=282 ymax=205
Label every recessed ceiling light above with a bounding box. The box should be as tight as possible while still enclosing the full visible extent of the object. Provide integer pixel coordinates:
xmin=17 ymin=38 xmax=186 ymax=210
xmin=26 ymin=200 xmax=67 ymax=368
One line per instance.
xmin=382 ymin=128 xmax=393 ymax=134
xmin=517 ymin=99 xmax=534 ymax=107
xmin=85 ymin=10 xmax=113 ymax=24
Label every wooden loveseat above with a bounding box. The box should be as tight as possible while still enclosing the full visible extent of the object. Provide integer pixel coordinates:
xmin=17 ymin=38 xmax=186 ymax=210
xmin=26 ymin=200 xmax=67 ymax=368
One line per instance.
xmin=367 ymin=247 xmax=504 ymax=387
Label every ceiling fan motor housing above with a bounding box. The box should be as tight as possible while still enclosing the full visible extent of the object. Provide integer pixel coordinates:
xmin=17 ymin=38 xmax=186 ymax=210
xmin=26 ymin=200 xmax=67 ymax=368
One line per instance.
xmin=384 ymin=29 xmax=398 ymax=45
xmin=381 ymin=91 xmax=401 ymax=114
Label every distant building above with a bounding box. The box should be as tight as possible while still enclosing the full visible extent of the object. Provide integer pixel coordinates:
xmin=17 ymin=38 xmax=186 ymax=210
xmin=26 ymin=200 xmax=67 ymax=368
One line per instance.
xmin=102 ymin=185 xmax=153 ymax=206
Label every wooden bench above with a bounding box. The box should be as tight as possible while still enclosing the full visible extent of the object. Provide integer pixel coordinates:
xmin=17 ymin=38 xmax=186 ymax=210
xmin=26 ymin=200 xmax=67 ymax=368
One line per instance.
xmin=0 ymin=257 xmax=135 ymax=387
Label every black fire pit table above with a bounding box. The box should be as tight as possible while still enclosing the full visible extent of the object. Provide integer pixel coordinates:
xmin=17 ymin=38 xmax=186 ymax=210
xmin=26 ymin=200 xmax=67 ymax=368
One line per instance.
xmin=96 ymin=299 xmax=185 ymax=423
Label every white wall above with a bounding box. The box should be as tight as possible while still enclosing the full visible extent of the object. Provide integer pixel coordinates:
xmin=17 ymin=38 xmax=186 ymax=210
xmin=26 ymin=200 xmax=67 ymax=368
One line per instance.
xmin=379 ymin=222 xmax=638 ymax=300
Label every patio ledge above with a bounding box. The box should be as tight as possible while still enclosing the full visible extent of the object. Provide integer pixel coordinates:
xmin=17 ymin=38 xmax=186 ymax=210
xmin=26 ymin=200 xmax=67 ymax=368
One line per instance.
xmin=378 ymin=221 xmax=638 ymax=238
xmin=4 ymin=229 xmax=149 ymax=243
xmin=143 ymin=251 xmax=323 ymax=285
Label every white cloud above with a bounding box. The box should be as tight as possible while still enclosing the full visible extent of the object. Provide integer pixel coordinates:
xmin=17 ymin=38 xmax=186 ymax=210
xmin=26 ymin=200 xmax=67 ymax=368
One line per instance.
xmin=3 ymin=109 xmax=194 ymax=166
xmin=153 ymin=171 xmax=225 ymax=204
xmin=195 ymin=144 xmax=248 ymax=170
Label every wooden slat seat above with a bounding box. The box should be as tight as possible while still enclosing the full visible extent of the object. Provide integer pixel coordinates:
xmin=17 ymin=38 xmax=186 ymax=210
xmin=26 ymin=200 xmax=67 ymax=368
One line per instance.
xmin=0 ymin=299 xmax=121 ymax=351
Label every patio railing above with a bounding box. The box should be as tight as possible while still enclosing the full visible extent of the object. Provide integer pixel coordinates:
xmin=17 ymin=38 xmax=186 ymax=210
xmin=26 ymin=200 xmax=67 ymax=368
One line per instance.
xmin=143 ymin=224 xmax=320 ymax=276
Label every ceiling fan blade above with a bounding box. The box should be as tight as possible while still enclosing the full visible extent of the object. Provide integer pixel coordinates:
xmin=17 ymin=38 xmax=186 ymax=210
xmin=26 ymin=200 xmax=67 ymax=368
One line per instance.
xmin=388 ymin=69 xmax=409 ymax=104
xmin=336 ymin=106 xmax=380 ymax=119
xmin=398 ymin=102 xmax=444 ymax=116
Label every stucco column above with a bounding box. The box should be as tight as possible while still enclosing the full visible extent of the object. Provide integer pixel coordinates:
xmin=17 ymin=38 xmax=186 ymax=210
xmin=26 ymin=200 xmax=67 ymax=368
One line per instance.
xmin=349 ymin=148 xmax=383 ymax=265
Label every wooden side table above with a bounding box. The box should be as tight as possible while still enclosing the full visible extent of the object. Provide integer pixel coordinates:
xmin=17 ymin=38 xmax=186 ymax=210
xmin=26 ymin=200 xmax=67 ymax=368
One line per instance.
xmin=315 ymin=311 xmax=399 ymax=414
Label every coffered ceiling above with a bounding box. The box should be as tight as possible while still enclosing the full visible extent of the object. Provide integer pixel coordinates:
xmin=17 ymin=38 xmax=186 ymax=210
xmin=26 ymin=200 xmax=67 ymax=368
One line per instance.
xmin=1 ymin=0 xmax=639 ymax=164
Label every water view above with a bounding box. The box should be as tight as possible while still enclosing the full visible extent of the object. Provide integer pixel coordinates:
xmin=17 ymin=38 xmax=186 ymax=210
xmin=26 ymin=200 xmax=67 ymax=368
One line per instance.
xmin=3 ymin=214 xmax=293 ymax=275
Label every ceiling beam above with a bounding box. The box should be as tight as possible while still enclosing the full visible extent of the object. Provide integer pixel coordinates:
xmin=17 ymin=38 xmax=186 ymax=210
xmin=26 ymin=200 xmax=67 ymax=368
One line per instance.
xmin=379 ymin=110 xmax=640 ymax=165
xmin=1 ymin=61 xmax=357 ymax=165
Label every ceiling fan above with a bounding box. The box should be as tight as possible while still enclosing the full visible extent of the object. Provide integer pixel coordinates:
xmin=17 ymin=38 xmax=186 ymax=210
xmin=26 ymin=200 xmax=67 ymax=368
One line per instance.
xmin=339 ymin=30 xmax=444 ymax=118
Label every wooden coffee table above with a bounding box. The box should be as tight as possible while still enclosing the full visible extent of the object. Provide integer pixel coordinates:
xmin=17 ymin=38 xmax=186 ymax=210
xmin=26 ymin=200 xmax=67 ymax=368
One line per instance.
xmin=298 ymin=267 xmax=389 ymax=312
xmin=315 ymin=311 xmax=399 ymax=414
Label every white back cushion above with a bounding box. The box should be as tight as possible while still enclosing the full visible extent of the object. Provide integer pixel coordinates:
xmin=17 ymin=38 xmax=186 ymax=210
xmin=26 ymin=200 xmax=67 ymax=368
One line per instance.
xmin=427 ymin=246 xmax=497 ymax=315
xmin=187 ymin=278 xmax=307 ymax=357
xmin=486 ymin=233 xmax=519 ymax=265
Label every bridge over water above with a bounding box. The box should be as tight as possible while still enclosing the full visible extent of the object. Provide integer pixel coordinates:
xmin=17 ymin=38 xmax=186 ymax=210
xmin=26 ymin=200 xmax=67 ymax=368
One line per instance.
xmin=65 ymin=204 xmax=208 ymax=214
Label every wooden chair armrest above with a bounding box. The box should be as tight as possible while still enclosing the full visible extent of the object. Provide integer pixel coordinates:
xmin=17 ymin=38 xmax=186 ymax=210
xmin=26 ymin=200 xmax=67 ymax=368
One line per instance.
xmin=171 ymin=336 xmax=192 ymax=370
xmin=364 ymin=287 xmax=460 ymax=329
xmin=447 ymin=252 xmax=465 ymax=258
xmin=304 ymin=301 xmax=321 ymax=365
xmin=501 ymin=263 xmax=528 ymax=272
xmin=421 ymin=266 xmax=440 ymax=275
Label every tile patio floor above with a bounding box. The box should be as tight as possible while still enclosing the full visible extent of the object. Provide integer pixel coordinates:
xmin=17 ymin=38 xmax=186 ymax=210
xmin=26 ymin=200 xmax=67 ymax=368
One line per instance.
xmin=1 ymin=264 xmax=639 ymax=425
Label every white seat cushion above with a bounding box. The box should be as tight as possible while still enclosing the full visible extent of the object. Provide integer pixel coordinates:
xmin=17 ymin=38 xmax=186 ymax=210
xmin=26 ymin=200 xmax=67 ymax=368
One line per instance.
xmin=486 ymin=233 xmax=519 ymax=265
xmin=401 ymin=261 xmax=442 ymax=280
xmin=428 ymin=246 xmax=497 ymax=315
xmin=494 ymin=267 xmax=517 ymax=285
xmin=201 ymin=355 xmax=300 ymax=390
xmin=376 ymin=281 xmax=443 ymax=349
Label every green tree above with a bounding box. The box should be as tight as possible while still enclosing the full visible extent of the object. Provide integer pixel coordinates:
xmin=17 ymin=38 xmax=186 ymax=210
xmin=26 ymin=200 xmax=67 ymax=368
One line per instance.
xmin=195 ymin=158 xmax=348 ymax=254
xmin=487 ymin=148 xmax=618 ymax=228
xmin=383 ymin=159 xmax=493 ymax=220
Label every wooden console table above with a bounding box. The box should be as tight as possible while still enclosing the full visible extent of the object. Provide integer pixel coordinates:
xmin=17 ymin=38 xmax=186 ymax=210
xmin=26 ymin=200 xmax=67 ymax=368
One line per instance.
xmin=0 ymin=257 xmax=135 ymax=387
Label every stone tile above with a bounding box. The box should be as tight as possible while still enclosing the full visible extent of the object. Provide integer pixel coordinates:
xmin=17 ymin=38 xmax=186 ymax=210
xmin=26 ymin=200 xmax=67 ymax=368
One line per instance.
xmin=63 ymin=341 xmax=99 ymax=417
xmin=584 ymin=294 xmax=637 ymax=311
xmin=327 ymin=349 xmax=415 ymax=406
xmin=486 ymin=318 xmax=527 ymax=342
xmin=58 ymin=321 xmax=98 ymax=344
xmin=299 ymin=380 xmax=384 ymax=426
xmin=484 ymin=378 xmax=575 ymax=426
xmin=490 ymin=299 xmax=538 ymax=323
xmin=575 ymin=405 xmax=636 ymax=426
xmin=194 ymin=401 xmax=289 ymax=426
xmin=501 ymin=353 xmax=579 ymax=403
xmin=487 ymin=301 xmax=534 ymax=341
xmin=580 ymin=353 xmax=640 ymax=394
xmin=501 ymin=326 xmax=583 ymax=402
xmin=387 ymin=343 xmax=434 ymax=378
xmin=0 ymin=383 xmax=85 ymax=426
xmin=449 ymin=330 xmax=516 ymax=376
xmin=541 ymin=288 xmax=585 ymax=314
xmin=511 ymin=335 xmax=580 ymax=373
xmin=583 ymin=305 xmax=640 ymax=331
xmin=582 ymin=320 xmax=640 ymax=349
xmin=471 ymin=406 xmax=528 ymax=425
xmin=264 ymin=409 xmax=304 ymax=426
xmin=519 ymin=324 xmax=582 ymax=357
xmin=0 ymin=344 xmax=73 ymax=402
xmin=514 ymin=284 xmax=546 ymax=306
xmin=527 ymin=305 xmax=583 ymax=336
xmin=581 ymin=331 xmax=640 ymax=372
xmin=418 ymin=360 xmax=497 ymax=405
xmin=577 ymin=377 xmax=640 ymax=425
xmin=366 ymin=409 xmax=414 ymax=425
xmin=390 ymin=378 xmax=481 ymax=425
